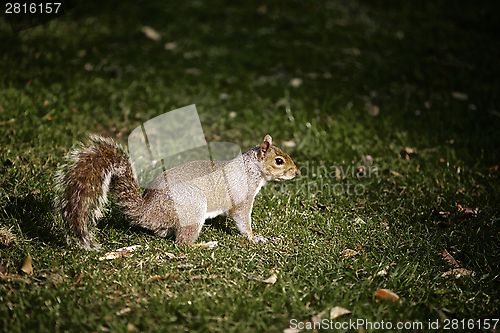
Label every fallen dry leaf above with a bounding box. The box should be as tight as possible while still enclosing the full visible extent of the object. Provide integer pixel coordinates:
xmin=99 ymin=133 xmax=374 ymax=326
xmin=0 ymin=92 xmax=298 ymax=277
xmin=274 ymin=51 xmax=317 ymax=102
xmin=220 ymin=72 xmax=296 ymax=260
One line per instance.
xmin=116 ymin=307 xmax=132 ymax=316
xmin=99 ymin=245 xmax=143 ymax=260
xmin=262 ymin=273 xmax=278 ymax=284
xmin=330 ymin=306 xmax=351 ymax=319
xmin=342 ymin=249 xmax=359 ymax=258
xmin=365 ymin=102 xmax=380 ymax=116
xmin=390 ymin=170 xmax=403 ymax=177
xmin=463 ymin=207 xmax=478 ymax=217
xmin=164 ymin=42 xmax=177 ymax=51
xmin=191 ymin=241 xmax=218 ymax=250
xmin=164 ymin=287 xmax=173 ymax=297
xmin=163 ymin=252 xmax=176 ymax=259
xmin=290 ymin=78 xmax=303 ymax=88
xmin=434 ymin=210 xmax=450 ymax=219
xmin=73 ymin=272 xmax=84 ymax=284
xmin=374 ymin=289 xmax=400 ymax=303
xmin=141 ymin=26 xmax=161 ymax=41
xmin=191 ymin=274 xmax=222 ymax=280
xmin=451 ymin=91 xmax=468 ymax=100
xmin=353 ymin=217 xmax=366 ymax=225
xmin=21 ymin=255 xmax=33 ymax=275
xmin=256 ymin=4 xmax=267 ymax=14
xmin=441 ymin=249 xmax=461 ymax=268
xmin=405 ymin=147 xmax=415 ymax=154
xmin=441 ymin=268 xmax=474 ymax=278
xmin=376 ymin=265 xmax=390 ymax=276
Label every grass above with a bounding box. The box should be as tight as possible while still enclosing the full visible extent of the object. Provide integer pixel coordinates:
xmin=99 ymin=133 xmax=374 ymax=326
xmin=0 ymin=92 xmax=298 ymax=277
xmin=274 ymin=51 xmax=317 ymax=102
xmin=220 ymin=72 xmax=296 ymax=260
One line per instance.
xmin=1 ymin=0 xmax=500 ymax=332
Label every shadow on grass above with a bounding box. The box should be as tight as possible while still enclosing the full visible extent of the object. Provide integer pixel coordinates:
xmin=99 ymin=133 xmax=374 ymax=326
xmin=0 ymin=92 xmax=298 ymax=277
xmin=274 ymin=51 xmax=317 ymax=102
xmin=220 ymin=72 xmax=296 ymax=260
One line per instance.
xmin=2 ymin=193 xmax=66 ymax=247
xmin=97 ymin=205 xmax=237 ymax=244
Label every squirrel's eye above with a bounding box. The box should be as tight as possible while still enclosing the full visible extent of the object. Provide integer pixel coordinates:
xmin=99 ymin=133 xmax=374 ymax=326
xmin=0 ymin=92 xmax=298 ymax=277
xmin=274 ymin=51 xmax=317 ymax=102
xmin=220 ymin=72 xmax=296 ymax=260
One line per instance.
xmin=275 ymin=157 xmax=284 ymax=165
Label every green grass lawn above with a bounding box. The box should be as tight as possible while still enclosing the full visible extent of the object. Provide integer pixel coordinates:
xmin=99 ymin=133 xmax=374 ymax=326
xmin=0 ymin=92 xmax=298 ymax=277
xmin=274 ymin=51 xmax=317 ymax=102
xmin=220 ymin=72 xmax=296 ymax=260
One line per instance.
xmin=1 ymin=0 xmax=500 ymax=332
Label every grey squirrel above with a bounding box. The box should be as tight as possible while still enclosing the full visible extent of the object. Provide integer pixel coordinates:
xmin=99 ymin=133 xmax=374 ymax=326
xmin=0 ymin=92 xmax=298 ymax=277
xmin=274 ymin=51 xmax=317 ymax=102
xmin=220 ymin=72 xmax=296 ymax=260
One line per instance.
xmin=54 ymin=134 xmax=299 ymax=250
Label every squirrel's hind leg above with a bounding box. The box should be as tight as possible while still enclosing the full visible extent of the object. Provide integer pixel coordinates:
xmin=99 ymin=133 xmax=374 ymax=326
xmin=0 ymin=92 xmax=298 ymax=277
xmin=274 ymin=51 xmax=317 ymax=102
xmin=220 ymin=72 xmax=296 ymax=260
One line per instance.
xmin=170 ymin=185 xmax=207 ymax=245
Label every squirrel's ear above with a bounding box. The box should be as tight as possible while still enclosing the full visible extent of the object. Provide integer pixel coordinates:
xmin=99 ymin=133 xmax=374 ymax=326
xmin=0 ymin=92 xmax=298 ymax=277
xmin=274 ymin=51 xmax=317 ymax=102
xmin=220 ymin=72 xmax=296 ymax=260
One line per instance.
xmin=263 ymin=134 xmax=272 ymax=146
xmin=259 ymin=135 xmax=272 ymax=159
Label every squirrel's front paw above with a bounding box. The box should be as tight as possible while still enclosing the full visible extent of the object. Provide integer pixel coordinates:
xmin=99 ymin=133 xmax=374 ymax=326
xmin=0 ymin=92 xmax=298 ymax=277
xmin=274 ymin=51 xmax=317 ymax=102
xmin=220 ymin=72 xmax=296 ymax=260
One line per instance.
xmin=251 ymin=235 xmax=268 ymax=243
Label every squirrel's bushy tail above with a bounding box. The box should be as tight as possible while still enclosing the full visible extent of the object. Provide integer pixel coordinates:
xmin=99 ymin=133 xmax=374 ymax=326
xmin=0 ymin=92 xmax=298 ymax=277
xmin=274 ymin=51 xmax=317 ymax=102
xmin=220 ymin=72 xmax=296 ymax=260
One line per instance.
xmin=54 ymin=135 xmax=144 ymax=249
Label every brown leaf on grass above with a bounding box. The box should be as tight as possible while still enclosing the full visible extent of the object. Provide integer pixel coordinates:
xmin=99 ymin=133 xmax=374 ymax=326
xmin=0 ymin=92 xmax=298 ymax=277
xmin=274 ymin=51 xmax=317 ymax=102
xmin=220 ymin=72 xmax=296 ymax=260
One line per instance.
xmin=262 ymin=273 xmax=278 ymax=284
xmin=456 ymin=204 xmax=478 ymax=217
xmin=441 ymin=268 xmax=474 ymax=278
xmin=330 ymin=306 xmax=351 ymax=319
xmin=463 ymin=207 xmax=478 ymax=217
xmin=73 ymin=272 xmax=84 ymax=285
xmin=99 ymin=245 xmax=143 ymax=260
xmin=364 ymin=102 xmax=380 ymax=116
xmin=374 ymin=289 xmax=401 ymax=303
xmin=290 ymin=78 xmax=303 ymax=88
xmin=376 ymin=265 xmax=390 ymax=276
xmin=434 ymin=210 xmax=450 ymax=219
xmin=390 ymin=170 xmax=403 ymax=177
xmin=191 ymin=274 xmax=223 ymax=280
xmin=164 ymin=42 xmax=178 ymax=51
xmin=342 ymin=249 xmax=359 ymax=258
xmin=141 ymin=26 xmax=161 ymax=41
xmin=451 ymin=92 xmax=468 ymax=100
xmin=21 ymin=255 xmax=33 ymax=275
xmin=404 ymin=147 xmax=415 ymax=154
xmin=191 ymin=241 xmax=218 ymax=249
xmin=256 ymin=4 xmax=267 ymax=14
xmin=116 ymin=307 xmax=132 ymax=316
xmin=440 ymin=249 xmax=461 ymax=268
